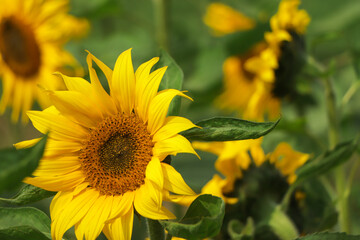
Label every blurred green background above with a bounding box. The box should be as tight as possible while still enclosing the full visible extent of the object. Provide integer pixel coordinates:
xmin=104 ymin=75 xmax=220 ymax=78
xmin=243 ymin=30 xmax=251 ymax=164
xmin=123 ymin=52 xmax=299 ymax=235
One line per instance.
xmin=0 ymin=0 xmax=360 ymax=239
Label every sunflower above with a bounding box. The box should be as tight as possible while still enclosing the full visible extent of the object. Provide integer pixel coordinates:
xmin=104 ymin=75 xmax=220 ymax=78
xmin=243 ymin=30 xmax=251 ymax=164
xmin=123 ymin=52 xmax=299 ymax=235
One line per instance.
xmin=0 ymin=0 xmax=88 ymax=123
xmin=208 ymin=0 xmax=309 ymax=121
xmin=15 ymin=49 xmax=199 ymax=240
xmin=203 ymin=2 xmax=255 ymax=36
xmin=193 ymin=139 xmax=310 ymax=203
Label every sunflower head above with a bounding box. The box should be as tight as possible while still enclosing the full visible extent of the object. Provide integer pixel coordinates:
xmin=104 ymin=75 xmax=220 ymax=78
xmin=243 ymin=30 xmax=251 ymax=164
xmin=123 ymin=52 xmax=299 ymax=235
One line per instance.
xmin=16 ymin=49 xmax=199 ymax=240
xmin=0 ymin=0 xmax=89 ymax=123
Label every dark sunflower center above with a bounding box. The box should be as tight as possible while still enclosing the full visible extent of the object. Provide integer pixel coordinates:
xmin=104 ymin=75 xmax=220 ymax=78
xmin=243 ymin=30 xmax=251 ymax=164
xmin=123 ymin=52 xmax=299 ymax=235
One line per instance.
xmin=0 ymin=16 xmax=41 ymax=78
xmin=272 ymin=30 xmax=306 ymax=99
xmin=80 ymin=113 xmax=153 ymax=196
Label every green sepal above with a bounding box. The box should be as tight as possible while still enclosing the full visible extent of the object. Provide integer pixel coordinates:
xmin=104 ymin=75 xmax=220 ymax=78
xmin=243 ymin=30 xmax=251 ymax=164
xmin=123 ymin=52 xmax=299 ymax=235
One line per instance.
xmin=0 ymin=135 xmax=47 ymax=193
xmin=181 ymin=117 xmax=279 ymax=142
xmin=156 ymin=49 xmax=184 ymax=116
xmin=160 ymin=194 xmax=225 ymax=240
xmin=0 ymin=184 xmax=56 ymax=206
xmin=228 ymin=218 xmax=254 ymax=240
xmin=0 ymin=207 xmax=51 ymax=240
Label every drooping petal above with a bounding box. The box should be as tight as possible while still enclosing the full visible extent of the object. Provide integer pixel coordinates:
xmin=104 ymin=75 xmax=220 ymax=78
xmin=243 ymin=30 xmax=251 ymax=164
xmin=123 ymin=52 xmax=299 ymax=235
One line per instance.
xmin=153 ymin=134 xmax=199 ymax=160
xmin=104 ymin=207 xmax=134 ymax=240
xmin=107 ymin=191 xmax=135 ymax=220
xmin=75 ymin=195 xmax=113 ymax=240
xmin=51 ymin=188 xmax=100 ymax=240
xmin=147 ymin=89 xmax=192 ymax=134
xmin=152 ymin=116 xmax=198 ymax=143
xmin=111 ymin=49 xmax=135 ymax=114
xmin=134 ymin=179 xmax=175 ymax=220
xmin=145 ymin=157 xmax=163 ymax=189
xmin=161 ymin=163 xmax=195 ymax=195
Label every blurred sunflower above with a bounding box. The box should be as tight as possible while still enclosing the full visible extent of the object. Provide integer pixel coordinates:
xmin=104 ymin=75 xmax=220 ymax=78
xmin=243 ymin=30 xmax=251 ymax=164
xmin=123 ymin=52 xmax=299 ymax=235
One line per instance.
xmin=15 ymin=49 xmax=199 ymax=240
xmin=206 ymin=0 xmax=310 ymax=120
xmin=0 ymin=0 xmax=88 ymax=123
xmin=193 ymin=139 xmax=310 ymax=203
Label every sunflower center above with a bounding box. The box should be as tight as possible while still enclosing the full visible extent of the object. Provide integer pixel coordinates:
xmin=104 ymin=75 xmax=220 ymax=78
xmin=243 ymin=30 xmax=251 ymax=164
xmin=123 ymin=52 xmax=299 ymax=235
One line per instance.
xmin=0 ymin=16 xmax=41 ymax=78
xmin=80 ymin=113 xmax=153 ymax=196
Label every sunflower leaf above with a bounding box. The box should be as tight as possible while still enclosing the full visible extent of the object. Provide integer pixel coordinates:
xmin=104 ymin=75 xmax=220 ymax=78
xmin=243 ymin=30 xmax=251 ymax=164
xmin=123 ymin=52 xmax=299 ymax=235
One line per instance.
xmin=156 ymin=49 xmax=184 ymax=116
xmin=294 ymin=138 xmax=359 ymax=185
xmin=0 ymin=207 xmax=51 ymax=240
xmin=181 ymin=117 xmax=280 ymax=141
xmin=160 ymin=194 xmax=225 ymax=239
xmin=0 ymin=184 xmax=56 ymax=206
xmin=0 ymin=135 xmax=47 ymax=193
xmin=294 ymin=232 xmax=360 ymax=240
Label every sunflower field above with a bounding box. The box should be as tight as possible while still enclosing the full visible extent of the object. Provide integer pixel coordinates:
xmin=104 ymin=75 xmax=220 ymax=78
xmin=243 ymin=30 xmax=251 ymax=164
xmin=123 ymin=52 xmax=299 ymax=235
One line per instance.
xmin=0 ymin=0 xmax=360 ymax=239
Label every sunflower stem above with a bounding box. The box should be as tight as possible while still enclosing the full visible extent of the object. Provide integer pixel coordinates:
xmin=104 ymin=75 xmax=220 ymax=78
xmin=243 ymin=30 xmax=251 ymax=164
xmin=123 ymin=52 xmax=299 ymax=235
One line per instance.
xmin=152 ymin=0 xmax=169 ymax=51
xmin=308 ymin=56 xmax=350 ymax=233
xmin=147 ymin=218 xmax=165 ymax=240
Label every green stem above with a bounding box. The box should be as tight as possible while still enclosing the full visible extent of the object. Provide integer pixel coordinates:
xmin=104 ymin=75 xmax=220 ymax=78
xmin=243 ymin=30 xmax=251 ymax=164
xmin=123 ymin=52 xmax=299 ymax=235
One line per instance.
xmin=152 ymin=0 xmax=169 ymax=51
xmin=147 ymin=218 xmax=165 ymax=240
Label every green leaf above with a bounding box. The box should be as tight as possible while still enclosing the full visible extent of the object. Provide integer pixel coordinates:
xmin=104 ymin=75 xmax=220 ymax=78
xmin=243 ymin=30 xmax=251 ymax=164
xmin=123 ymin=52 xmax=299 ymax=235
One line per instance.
xmin=0 ymin=184 xmax=56 ymax=206
xmin=295 ymin=232 xmax=360 ymax=240
xmin=0 ymin=207 xmax=51 ymax=240
xmin=294 ymin=138 xmax=358 ymax=185
xmin=0 ymin=135 xmax=47 ymax=193
xmin=156 ymin=49 xmax=184 ymax=116
xmin=160 ymin=194 xmax=225 ymax=240
xmin=181 ymin=117 xmax=280 ymax=142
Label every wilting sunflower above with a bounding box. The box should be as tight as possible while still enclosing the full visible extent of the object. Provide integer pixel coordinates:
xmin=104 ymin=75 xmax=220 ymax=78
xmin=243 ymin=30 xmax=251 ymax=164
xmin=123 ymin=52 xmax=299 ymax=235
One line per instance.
xmin=15 ymin=49 xmax=199 ymax=240
xmin=207 ymin=0 xmax=310 ymax=121
xmin=0 ymin=0 xmax=88 ymax=122
xmin=203 ymin=2 xmax=255 ymax=36
xmin=193 ymin=139 xmax=310 ymax=203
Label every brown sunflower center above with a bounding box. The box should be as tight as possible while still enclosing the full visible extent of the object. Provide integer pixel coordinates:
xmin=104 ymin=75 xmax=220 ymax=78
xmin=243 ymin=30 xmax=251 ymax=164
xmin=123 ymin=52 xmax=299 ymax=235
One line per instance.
xmin=80 ymin=113 xmax=153 ymax=196
xmin=0 ymin=16 xmax=41 ymax=78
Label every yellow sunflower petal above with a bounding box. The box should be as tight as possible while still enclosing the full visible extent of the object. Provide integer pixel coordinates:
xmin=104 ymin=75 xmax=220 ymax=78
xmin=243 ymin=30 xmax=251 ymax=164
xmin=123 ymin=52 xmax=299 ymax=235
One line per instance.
xmin=146 ymin=157 xmax=164 ymax=189
xmin=75 ymin=195 xmax=113 ymax=240
xmin=161 ymin=163 xmax=195 ymax=195
xmin=50 ymin=191 xmax=73 ymax=220
xmin=153 ymin=134 xmax=199 ymax=160
xmin=104 ymin=207 xmax=134 ymax=240
xmin=51 ymin=188 xmax=100 ymax=240
xmin=136 ymin=66 xmax=167 ymax=122
xmin=13 ymin=138 xmax=41 ymax=149
xmin=148 ymin=89 xmax=192 ymax=134
xmin=111 ymin=48 xmax=135 ymax=114
xmin=134 ymin=179 xmax=175 ymax=219
xmin=48 ymin=90 xmax=102 ymax=128
xmin=24 ymin=171 xmax=85 ymax=192
xmin=153 ymin=116 xmax=197 ymax=143
xmin=134 ymin=57 xmax=159 ymax=120
xmin=108 ymin=191 xmax=135 ymax=220
xmin=27 ymin=106 xmax=88 ymax=141
xmin=85 ymin=50 xmax=113 ymax=83
xmin=86 ymin=52 xmax=117 ymax=117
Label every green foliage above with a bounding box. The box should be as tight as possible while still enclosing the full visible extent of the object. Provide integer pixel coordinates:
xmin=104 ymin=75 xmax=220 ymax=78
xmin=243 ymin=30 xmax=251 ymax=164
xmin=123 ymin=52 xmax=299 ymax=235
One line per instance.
xmin=0 ymin=136 xmax=47 ymax=193
xmin=295 ymin=232 xmax=360 ymax=240
xmin=294 ymin=138 xmax=359 ymax=185
xmin=160 ymin=194 xmax=225 ymax=239
xmin=0 ymin=184 xmax=55 ymax=206
xmin=0 ymin=207 xmax=51 ymax=240
xmin=227 ymin=218 xmax=254 ymax=240
xmin=181 ymin=117 xmax=279 ymax=141
xmin=156 ymin=49 xmax=184 ymax=116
